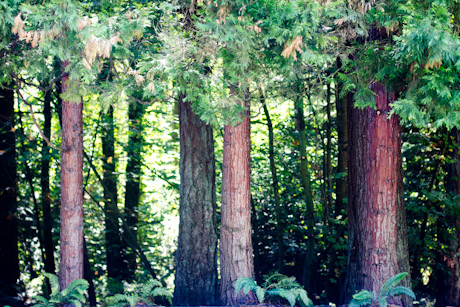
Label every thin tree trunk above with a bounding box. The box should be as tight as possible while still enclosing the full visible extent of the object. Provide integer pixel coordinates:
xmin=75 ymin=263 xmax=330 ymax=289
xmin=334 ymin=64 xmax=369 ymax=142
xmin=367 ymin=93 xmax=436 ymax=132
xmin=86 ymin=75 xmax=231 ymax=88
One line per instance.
xmin=261 ymin=91 xmax=284 ymax=271
xmin=335 ymin=88 xmax=349 ymax=218
xmin=59 ymin=61 xmax=84 ymax=289
xmin=220 ymin=93 xmax=255 ymax=305
xmin=42 ymin=88 xmax=55 ymax=275
xmin=173 ymin=95 xmax=218 ymax=306
xmin=0 ymin=84 xmax=19 ymax=303
xmin=344 ymin=82 xmax=411 ymax=305
xmin=325 ymin=84 xmax=332 ymax=224
xmin=442 ymin=128 xmax=460 ymax=307
xmin=294 ymin=86 xmax=315 ymax=291
xmin=123 ymin=99 xmax=145 ymax=282
xmin=83 ymin=239 xmax=97 ymax=307
xmin=102 ymin=106 xmax=124 ymax=294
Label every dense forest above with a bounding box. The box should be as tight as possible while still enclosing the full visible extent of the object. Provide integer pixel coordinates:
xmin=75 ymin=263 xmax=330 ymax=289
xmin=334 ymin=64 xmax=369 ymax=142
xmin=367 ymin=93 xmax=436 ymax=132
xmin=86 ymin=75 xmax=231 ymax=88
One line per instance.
xmin=1 ymin=0 xmax=460 ymax=306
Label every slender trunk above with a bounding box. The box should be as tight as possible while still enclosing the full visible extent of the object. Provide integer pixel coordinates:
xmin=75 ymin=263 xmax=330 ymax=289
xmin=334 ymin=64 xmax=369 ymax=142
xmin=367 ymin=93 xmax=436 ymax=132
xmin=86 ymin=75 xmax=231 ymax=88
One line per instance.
xmin=294 ymin=86 xmax=315 ymax=291
xmin=261 ymin=92 xmax=284 ymax=271
xmin=0 ymin=84 xmax=19 ymax=303
xmin=102 ymin=106 xmax=124 ymax=294
xmin=335 ymin=88 xmax=349 ymax=218
xmin=123 ymin=99 xmax=145 ymax=282
xmin=325 ymin=84 xmax=332 ymax=224
xmin=42 ymin=89 xmax=55 ymax=275
xmin=84 ymin=239 xmax=97 ymax=307
xmin=59 ymin=61 xmax=84 ymax=289
xmin=344 ymin=83 xmax=411 ymax=305
xmin=173 ymin=95 xmax=218 ymax=306
xmin=220 ymin=93 xmax=254 ymax=305
xmin=442 ymin=128 xmax=460 ymax=307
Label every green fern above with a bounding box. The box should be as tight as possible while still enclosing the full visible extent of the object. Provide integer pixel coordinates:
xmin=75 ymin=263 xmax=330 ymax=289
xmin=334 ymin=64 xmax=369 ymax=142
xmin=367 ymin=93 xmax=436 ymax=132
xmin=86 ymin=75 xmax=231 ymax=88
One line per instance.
xmin=349 ymin=272 xmax=415 ymax=307
xmin=107 ymin=279 xmax=173 ymax=307
xmin=33 ymin=273 xmax=89 ymax=307
xmin=234 ymin=273 xmax=313 ymax=306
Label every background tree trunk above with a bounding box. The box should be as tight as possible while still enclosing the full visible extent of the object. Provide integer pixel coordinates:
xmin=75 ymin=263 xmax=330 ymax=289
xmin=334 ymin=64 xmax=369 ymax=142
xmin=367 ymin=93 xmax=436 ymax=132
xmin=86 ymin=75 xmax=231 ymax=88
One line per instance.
xmin=59 ymin=61 xmax=84 ymax=289
xmin=102 ymin=106 xmax=124 ymax=294
xmin=123 ymin=99 xmax=145 ymax=282
xmin=294 ymin=87 xmax=315 ymax=292
xmin=173 ymin=96 xmax=218 ymax=306
xmin=335 ymin=88 xmax=349 ymax=217
xmin=344 ymin=82 xmax=411 ymax=305
xmin=220 ymin=95 xmax=254 ymax=305
xmin=41 ymin=88 xmax=55 ymax=276
xmin=262 ymin=93 xmax=284 ymax=272
xmin=0 ymin=85 xmax=19 ymax=303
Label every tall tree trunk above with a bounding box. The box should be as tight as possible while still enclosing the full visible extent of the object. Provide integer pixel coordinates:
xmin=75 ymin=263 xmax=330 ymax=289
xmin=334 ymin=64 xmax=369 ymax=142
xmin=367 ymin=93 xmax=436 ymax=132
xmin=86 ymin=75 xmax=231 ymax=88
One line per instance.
xmin=335 ymin=87 xmax=349 ymax=217
xmin=325 ymin=84 xmax=332 ymax=224
xmin=42 ymin=88 xmax=55 ymax=275
xmin=261 ymin=92 xmax=284 ymax=272
xmin=123 ymin=99 xmax=145 ymax=282
xmin=344 ymin=82 xmax=411 ymax=305
xmin=102 ymin=106 xmax=124 ymax=294
xmin=59 ymin=61 xmax=84 ymax=289
xmin=441 ymin=128 xmax=460 ymax=307
xmin=173 ymin=95 xmax=218 ymax=306
xmin=0 ymin=85 xmax=19 ymax=303
xmin=83 ymin=239 xmax=97 ymax=307
xmin=294 ymin=87 xmax=315 ymax=291
xmin=220 ymin=94 xmax=254 ymax=305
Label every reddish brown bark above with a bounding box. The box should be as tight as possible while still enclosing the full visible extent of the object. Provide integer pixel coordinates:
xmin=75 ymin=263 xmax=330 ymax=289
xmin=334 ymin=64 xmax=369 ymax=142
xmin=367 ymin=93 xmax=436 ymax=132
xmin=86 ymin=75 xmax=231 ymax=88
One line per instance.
xmin=344 ymin=83 xmax=410 ymax=304
xmin=220 ymin=97 xmax=254 ymax=305
xmin=0 ymin=85 xmax=19 ymax=303
xmin=174 ymin=96 xmax=218 ymax=306
xmin=59 ymin=61 xmax=84 ymax=290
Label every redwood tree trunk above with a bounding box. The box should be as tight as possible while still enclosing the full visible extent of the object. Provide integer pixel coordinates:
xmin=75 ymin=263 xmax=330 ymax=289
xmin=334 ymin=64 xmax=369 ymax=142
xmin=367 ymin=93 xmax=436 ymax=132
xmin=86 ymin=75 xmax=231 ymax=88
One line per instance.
xmin=42 ymin=88 xmax=55 ymax=275
xmin=102 ymin=106 xmax=124 ymax=294
xmin=0 ymin=85 xmax=19 ymax=303
xmin=123 ymin=99 xmax=145 ymax=282
xmin=173 ymin=96 xmax=218 ymax=306
xmin=344 ymin=82 xmax=411 ymax=304
xmin=220 ymin=96 xmax=255 ymax=305
xmin=59 ymin=61 xmax=84 ymax=289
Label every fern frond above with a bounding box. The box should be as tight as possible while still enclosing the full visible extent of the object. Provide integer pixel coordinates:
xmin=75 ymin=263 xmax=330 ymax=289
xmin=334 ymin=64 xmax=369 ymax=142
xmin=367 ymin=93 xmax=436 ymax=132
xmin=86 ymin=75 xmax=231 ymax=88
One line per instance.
xmin=268 ymin=288 xmax=297 ymax=307
xmin=65 ymin=278 xmax=89 ymax=295
xmin=349 ymin=297 xmax=373 ymax=307
xmin=44 ymin=273 xmax=60 ymax=295
xmin=377 ymin=296 xmax=387 ymax=307
xmin=234 ymin=277 xmax=257 ymax=295
xmin=151 ymin=287 xmax=173 ymax=304
xmin=291 ymin=288 xmax=313 ymax=307
xmin=33 ymin=295 xmax=51 ymax=307
xmin=389 ymin=286 xmax=416 ymax=299
xmin=255 ymin=287 xmax=265 ymax=304
xmin=380 ymin=272 xmax=408 ymax=296
xmin=141 ymin=279 xmax=162 ymax=296
xmin=127 ymin=294 xmax=139 ymax=307
xmin=69 ymin=299 xmax=83 ymax=307
xmin=352 ymin=290 xmax=374 ymax=300
xmin=107 ymin=293 xmax=129 ymax=307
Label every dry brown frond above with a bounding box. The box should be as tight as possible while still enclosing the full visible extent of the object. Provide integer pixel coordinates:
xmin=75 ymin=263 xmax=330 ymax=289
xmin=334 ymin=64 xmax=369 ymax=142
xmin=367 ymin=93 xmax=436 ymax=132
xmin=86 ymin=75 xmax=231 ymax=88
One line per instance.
xmin=281 ymin=36 xmax=304 ymax=60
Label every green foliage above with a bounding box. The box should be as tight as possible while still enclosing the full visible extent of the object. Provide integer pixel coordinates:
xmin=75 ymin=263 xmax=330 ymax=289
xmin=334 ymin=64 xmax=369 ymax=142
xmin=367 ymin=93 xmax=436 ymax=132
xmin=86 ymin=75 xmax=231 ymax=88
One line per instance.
xmin=349 ymin=272 xmax=415 ymax=307
xmin=235 ymin=273 xmax=313 ymax=306
xmin=33 ymin=273 xmax=89 ymax=307
xmin=107 ymin=280 xmax=172 ymax=307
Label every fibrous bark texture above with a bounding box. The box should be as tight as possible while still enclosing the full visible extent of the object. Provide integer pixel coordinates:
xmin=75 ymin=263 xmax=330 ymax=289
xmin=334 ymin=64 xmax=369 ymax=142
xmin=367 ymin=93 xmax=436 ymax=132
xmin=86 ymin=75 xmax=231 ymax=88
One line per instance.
xmin=173 ymin=97 xmax=218 ymax=306
xmin=220 ymin=97 xmax=254 ymax=305
xmin=344 ymin=82 xmax=411 ymax=304
xmin=59 ymin=61 xmax=84 ymax=290
xmin=0 ymin=85 xmax=19 ymax=303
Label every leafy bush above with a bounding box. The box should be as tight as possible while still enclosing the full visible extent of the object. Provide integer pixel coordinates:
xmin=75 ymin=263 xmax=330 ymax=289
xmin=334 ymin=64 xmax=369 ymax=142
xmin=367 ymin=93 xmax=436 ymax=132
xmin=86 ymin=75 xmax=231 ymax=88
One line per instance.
xmin=349 ymin=272 xmax=416 ymax=307
xmin=107 ymin=279 xmax=173 ymax=307
xmin=234 ymin=273 xmax=313 ymax=306
xmin=33 ymin=273 xmax=89 ymax=307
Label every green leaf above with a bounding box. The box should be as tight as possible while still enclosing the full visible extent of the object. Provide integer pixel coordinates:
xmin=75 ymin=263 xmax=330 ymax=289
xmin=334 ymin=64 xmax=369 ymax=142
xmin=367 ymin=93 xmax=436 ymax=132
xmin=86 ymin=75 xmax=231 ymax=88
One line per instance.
xmin=352 ymin=290 xmax=374 ymax=301
xmin=377 ymin=296 xmax=387 ymax=307
xmin=389 ymin=286 xmax=416 ymax=300
xmin=255 ymin=287 xmax=265 ymax=304
xmin=234 ymin=277 xmax=256 ymax=295
xmin=268 ymin=289 xmax=297 ymax=307
xmin=380 ymin=272 xmax=408 ymax=296
xmin=43 ymin=273 xmax=60 ymax=295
